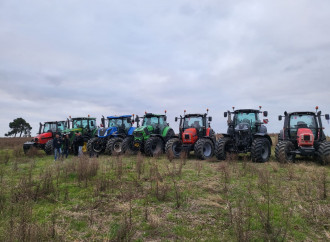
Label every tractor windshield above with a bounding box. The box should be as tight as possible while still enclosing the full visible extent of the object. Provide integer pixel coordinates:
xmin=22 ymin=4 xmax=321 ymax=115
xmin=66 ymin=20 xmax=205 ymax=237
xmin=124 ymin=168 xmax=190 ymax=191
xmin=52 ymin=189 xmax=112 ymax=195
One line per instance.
xmin=235 ymin=112 xmax=258 ymax=127
xmin=108 ymin=119 xmax=122 ymax=127
xmin=72 ymin=120 xmax=82 ymax=129
xmin=289 ymin=114 xmax=317 ymax=137
xmin=43 ymin=123 xmax=57 ymax=133
xmin=142 ymin=116 xmax=164 ymax=127
xmin=56 ymin=122 xmax=66 ymax=132
xmin=183 ymin=116 xmax=203 ymax=131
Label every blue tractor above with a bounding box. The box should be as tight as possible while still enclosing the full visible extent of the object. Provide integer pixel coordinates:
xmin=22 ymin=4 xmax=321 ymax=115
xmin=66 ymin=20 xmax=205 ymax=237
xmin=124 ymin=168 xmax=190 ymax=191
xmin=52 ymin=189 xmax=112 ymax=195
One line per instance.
xmin=87 ymin=115 xmax=136 ymax=155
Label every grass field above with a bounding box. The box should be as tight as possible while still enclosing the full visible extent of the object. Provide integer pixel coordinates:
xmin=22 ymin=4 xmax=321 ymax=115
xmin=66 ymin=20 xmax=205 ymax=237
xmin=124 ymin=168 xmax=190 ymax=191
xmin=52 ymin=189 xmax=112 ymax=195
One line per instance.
xmin=0 ymin=138 xmax=329 ymax=241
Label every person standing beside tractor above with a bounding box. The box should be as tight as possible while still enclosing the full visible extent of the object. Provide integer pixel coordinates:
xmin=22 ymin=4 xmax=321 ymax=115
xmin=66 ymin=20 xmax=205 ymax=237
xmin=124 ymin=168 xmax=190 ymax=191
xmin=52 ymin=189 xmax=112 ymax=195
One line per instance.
xmin=75 ymin=132 xmax=84 ymax=156
xmin=62 ymin=134 xmax=69 ymax=159
xmin=53 ymin=133 xmax=62 ymax=161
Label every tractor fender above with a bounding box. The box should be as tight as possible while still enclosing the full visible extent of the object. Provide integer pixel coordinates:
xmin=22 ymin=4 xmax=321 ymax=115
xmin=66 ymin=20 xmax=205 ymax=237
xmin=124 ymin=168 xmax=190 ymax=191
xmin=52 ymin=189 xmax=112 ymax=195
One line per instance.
xmin=112 ymin=134 xmax=126 ymax=139
xmin=150 ymin=134 xmax=164 ymax=141
xmin=279 ymin=130 xmax=284 ymax=140
xmin=222 ymin=133 xmax=231 ymax=138
xmin=161 ymin=126 xmax=171 ymax=137
xmin=202 ymin=136 xmax=216 ymax=145
xmin=254 ymin=133 xmax=272 ymax=146
xmin=128 ymin=127 xmax=136 ymax=136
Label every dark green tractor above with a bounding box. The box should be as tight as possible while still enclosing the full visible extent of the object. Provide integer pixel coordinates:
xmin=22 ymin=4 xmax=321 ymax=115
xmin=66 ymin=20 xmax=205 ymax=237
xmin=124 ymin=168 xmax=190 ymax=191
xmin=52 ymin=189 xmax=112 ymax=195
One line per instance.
xmin=46 ymin=116 xmax=98 ymax=155
xmin=122 ymin=112 xmax=175 ymax=156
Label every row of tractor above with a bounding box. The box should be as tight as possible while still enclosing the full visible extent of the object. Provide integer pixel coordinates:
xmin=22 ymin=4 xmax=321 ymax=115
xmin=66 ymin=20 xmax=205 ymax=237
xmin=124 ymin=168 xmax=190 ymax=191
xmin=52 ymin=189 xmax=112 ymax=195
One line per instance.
xmin=23 ymin=107 xmax=330 ymax=164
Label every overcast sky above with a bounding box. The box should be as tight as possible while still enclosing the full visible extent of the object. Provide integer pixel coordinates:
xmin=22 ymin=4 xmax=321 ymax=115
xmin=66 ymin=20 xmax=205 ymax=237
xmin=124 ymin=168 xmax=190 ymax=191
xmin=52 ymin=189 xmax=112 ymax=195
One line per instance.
xmin=1 ymin=0 xmax=330 ymax=136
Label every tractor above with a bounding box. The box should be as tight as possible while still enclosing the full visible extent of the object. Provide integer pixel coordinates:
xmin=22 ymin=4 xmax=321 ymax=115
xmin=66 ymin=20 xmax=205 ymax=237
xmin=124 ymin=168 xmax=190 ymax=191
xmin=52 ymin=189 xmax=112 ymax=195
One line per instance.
xmin=87 ymin=115 xmax=136 ymax=155
xmin=23 ymin=120 xmax=68 ymax=154
xmin=215 ymin=107 xmax=272 ymax=162
xmin=46 ymin=116 xmax=98 ymax=155
xmin=165 ymin=109 xmax=216 ymax=160
xmin=275 ymin=106 xmax=330 ymax=164
xmin=122 ymin=111 xmax=175 ymax=156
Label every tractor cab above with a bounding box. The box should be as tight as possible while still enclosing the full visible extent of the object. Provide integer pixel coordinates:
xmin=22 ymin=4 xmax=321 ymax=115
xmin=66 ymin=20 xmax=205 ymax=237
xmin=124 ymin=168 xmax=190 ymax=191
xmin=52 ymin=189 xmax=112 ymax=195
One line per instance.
xmin=141 ymin=113 xmax=167 ymax=134
xmin=64 ymin=116 xmax=97 ymax=142
xmin=41 ymin=121 xmax=67 ymax=134
xmin=98 ymin=115 xmax=135 ymax=138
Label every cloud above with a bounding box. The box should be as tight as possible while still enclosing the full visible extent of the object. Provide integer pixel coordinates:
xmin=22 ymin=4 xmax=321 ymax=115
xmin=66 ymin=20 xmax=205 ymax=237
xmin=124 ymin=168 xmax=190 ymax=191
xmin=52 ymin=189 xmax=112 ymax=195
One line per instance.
xmin=0 ymin=0 xmax=330 ymax=136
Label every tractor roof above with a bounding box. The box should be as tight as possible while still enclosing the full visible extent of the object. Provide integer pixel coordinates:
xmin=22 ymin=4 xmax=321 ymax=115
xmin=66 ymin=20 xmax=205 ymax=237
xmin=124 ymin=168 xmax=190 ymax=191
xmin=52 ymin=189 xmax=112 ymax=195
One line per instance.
xmin=44 ymin=120 xmax=66 ymax=123
xmin=71 ymin=117 xmax=96 ymax=120
xmin=144 ymin=113 xmax=165 ymax=117
xmin=287 ymin=111 xmax=316 ymax=116
xmin=107 ymin=115 xmax=132 ymax=119
xmin=234 ymin=109 xmax=260 ymax=113
xmin=184 ymin=113 xmax=206 ymax=117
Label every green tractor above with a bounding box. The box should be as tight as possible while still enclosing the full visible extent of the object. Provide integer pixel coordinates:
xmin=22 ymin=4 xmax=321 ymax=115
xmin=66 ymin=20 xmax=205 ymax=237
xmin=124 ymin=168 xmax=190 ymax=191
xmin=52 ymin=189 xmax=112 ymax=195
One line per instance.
xmin=45 ymin=116 xmax=97 ymax=155
xmin=122 ymin=111 xmax=175 ymax=156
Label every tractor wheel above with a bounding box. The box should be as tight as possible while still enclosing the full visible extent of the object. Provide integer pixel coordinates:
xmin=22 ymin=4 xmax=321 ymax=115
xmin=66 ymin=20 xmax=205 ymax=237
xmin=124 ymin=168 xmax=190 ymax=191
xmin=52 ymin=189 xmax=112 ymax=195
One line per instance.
xmin=165 ymin=138 xmax=182 ymax=159
xmin=122 ymin=136 xmax=138 ymax=155
xmin=316 ymin=141 xmax=330 ymax=165
xmin=251 ymin=138 xmax=271 ymax=163
xmin=144 ymin=136 xmax=164 ymax=157
xmin=165 ymin=129 xmax=175 ymax=142
xmin=194 ymin=138 xmax=214 ymax=160
xmin=44 ymin=140 xmax=54 ymax=155
xmin=275 ymin=141 xmax=295 ymax=163
xmin=215 ymin=137 xmax=232 ymax=160
xmin=87 ymin=137 xmax=103 ymax=154
xmin=106 ymin=137 xmax=124 ymax=156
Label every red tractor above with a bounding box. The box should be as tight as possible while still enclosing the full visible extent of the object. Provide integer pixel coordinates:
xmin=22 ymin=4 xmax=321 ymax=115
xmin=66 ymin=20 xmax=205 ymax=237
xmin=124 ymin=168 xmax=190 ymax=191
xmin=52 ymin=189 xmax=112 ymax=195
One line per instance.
xmin=165 ymin=109 xmax=216 ymax=160
xmin=275 ymin=106 xmax=330 ymax=164
xmin=23 ymin=120 xmax=68 ymax=154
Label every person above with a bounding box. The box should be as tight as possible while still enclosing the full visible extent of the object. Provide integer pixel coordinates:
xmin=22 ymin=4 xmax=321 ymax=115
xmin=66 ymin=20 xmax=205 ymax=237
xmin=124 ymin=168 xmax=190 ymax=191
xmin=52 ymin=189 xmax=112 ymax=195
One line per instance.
xmin=53 ymin=133 xmax=62 ymax=161
xmin=74 ymin=132 xmax=84 ymax=156
xmin=62 ymin=134 xmax=69 ymax=159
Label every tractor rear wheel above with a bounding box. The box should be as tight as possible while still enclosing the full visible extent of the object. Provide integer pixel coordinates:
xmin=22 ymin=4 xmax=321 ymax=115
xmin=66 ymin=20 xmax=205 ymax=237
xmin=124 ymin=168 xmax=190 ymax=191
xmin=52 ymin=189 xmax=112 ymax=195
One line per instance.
xmin=87 ymin=137 xmax=103 ymax=154
xmin=215 ymin=137 xmax=232 ymax=160
xmin=45 ymin=140 xmax=53 ymax=155
xmin=194 ymin=138 xmax=214 ymax=160
xmin=106 ymin=137 xmax=124 ymax=156
xmin=145 ymin=136 xmax=164 ymax=157
xmin=122 ymin=136 xmax=138 ymax=155
xmin=165 ymin=138 xmax=182 ymax=159
xmin=165 ymin=129 xmax=175 ymax=142
xmin=316 ymin=141 xmax=330 ymax=165
xmin=275 ymin=141 xmax=295 ymax=163
xmin=251 ymin=138 xmax=271 ymax=162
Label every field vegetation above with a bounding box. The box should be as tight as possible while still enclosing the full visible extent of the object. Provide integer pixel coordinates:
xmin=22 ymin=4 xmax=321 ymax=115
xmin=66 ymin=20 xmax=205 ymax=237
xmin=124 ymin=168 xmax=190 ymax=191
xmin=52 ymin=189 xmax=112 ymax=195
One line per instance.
xmin=0 ymin=137 xmax=329 ymax=241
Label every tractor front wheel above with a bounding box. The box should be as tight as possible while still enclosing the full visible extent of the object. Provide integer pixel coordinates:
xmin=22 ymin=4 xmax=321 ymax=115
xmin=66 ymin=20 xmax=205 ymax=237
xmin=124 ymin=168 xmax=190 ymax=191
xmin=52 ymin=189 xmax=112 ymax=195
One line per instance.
xmin=215 ymin=137 xmax=232 ymax=160
xmin=194 ymin=138 xmax=214 ymax=160
xmin=122 ymin=136 xmax=138 ymax=155
xmin=87 ymin=137 xmax=103 ymax=154
xmin=106 ymin=137 xmax=124 ymax=156
xmin=165 ymin=138 xmax=182 ymax=159
xmin=251 ymin=138 xmax=271 ymax=162
xmin=145 ymin=137 xmax=164 ymax=157
xmin=275 ymin=141 xmax=295 ymax=163
xmin=45 ymin=140 xmax=54 ymax=155
xmin=316 ymin=141 xmax=330 ymax=165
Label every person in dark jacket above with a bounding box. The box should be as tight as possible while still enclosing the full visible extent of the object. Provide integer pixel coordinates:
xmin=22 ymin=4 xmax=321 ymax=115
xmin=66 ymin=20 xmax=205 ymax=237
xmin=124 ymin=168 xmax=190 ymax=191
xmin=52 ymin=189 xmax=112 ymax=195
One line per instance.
xmin=62 ymin=134 xmax=69 ymax=159
xmin=53 ymin=133 xmax=62 ymax=161
xmin=74 ymin=132 xmax=84 ymax=156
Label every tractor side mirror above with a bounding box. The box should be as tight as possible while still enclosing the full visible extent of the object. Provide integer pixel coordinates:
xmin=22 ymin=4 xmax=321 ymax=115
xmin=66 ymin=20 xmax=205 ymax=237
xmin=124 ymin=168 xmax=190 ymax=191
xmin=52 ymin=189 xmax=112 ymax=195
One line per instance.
xmin=263 ymin=119 xmax=269 ymax=124
xmin=164 ymin=116 xmax=167 ymax=121
xmin=224 ymin=112 xmax=227 ymax=118
xmin=208 ymin=116 xmax=212 ymax=122
xmin=127 ymin=117 xmax=132 ymax=123
xmin=263 ymin=111 xmax=268 ymax=117
xmin=278 ymin=115 xmax=282 ymax=121
xmin=91 ymin=121 xmax=94 ymax=126
xmin=135 ymin=116 xmax=140 ymax=122
xmin=175 ymin=117 xmax=178 ymax=122
xmin=325 ymin=114 xmax=330 ymax=120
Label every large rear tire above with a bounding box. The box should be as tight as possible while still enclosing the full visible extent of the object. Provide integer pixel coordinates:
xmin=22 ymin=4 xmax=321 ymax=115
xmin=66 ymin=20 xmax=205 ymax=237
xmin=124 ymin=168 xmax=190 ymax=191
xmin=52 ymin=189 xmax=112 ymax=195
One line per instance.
xmin=106 ymin=137 xmax=124 ymax=156
xmin=165 ymin=138 xmax=182 ymax=159
xmin=215 ymin=137 xmax=232 ymax=160
xmin=122 ymin=136 xmax=138 ymax=155
xmin=45 ymin=140 xmax=54 ymax=155
xmin=275 ymin=141 xmax=295 ymax=163
xmin=316 ymin=141 xmax=330 ymax=165
xmin=251 ymin=138 xmax=271 ymax=163
xmin=144 ymin=136 xmax=164 ymax=157
xmin=87 ymin=137 xmax=103 ymax=154
xmin=194 ymin=138 xmax=214 ymax=160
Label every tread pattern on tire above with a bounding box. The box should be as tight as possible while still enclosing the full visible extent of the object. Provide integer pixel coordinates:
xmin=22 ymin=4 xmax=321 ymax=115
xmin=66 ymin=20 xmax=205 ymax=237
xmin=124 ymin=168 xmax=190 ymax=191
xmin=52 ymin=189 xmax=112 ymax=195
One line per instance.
xmin=275 ymin=140 xmax=295 ymax=163
xmin=165 ymin=138 xmax=181 ymax=159
xmin=87 ymin=137 xmax=98 ymax=153
xmin=214 ymin=137 xmax=231 ymax=160
xmin=106 ymin=137 xmax=124 ymax=156
xmin=194 ymin=138 xmax=214 ymax=160
xmin=316 ymin=141 xmax=330 ymax=165
xmin=45 ymin=140 xmax=54 ymax=155
xmin=144 ymin=136 xmax=164 ymax=157
xmin=251 ymin=137 xmax=271 ymax=163
xmin=122 ymin=136 xmax=138 ymax=155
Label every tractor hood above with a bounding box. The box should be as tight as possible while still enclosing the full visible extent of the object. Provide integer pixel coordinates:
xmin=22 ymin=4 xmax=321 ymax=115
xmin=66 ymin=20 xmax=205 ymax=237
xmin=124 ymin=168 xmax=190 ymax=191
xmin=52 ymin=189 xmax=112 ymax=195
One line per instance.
xmin=235 ymin=123 xmax=250 ymax=132
xmin=63 ymin=127 xmax=83 ymax=134
xmin=98 ymin=127 xmax=118 ymax=137
xmin=134 ymin=125 xmax=154 ymax=133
